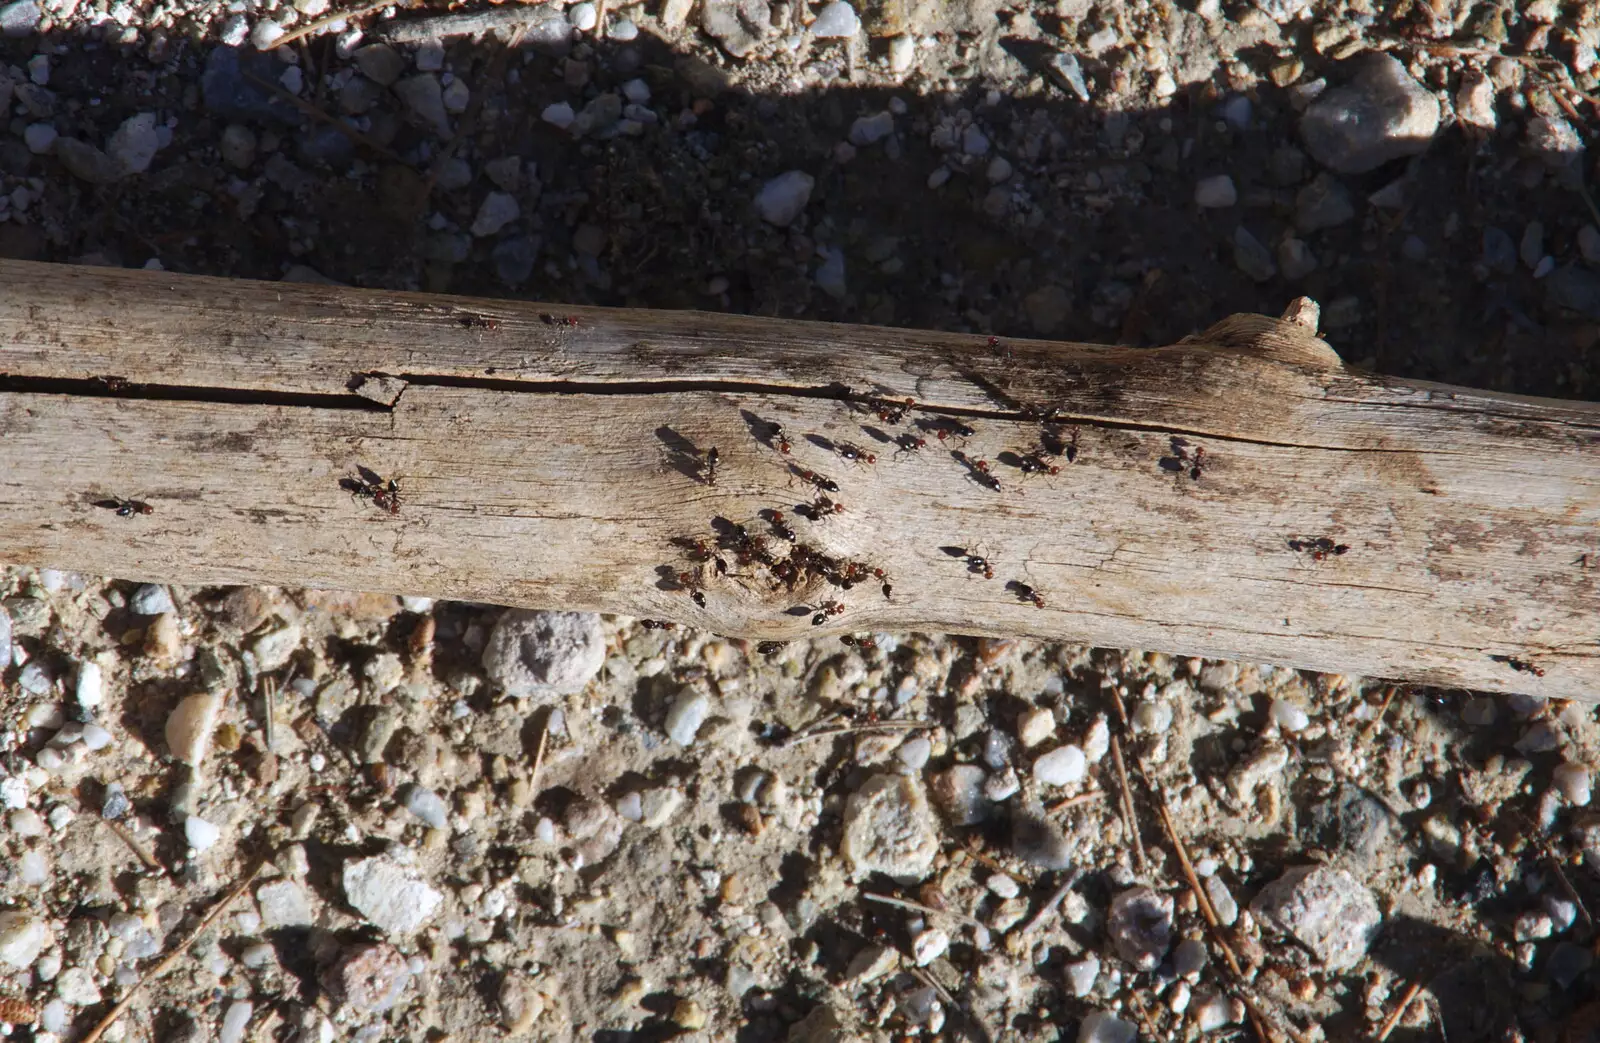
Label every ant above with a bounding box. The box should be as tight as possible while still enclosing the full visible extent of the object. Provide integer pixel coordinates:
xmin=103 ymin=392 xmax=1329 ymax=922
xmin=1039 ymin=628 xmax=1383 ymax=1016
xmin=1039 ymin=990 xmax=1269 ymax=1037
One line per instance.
xmin=540 ymin=313 xmax=580 ymax=327
xmin=894 ymin=433 xmax=927 ymax=458
xmin=1491 ymin=654 xmax=1546 ymax=677
xmin=341 ymin=466 xmax=401 ymax=514
xmin=94 ymin=375 xmax=131 ymax=391
xmin=1016 ymin=452 xmax=1061 ymax=477
xmin=1163 ymin=437 xmax=1205 ymax=481
xmin=792 ymin=467 xmax=840 ymax=493
xmin=952 ymin=451 xmax=1002 ymax=492
xmin=1039 ymin=425 xmax=1080 ymax=463
xmin=922 ymin=417 xmax=976 ymax=443
xmin=836 ymin=442 xmax=876 ymax=466
xmin=703 ymin=447 xmax=720 ymax=487
xmin=94 ymin=497 xmax=153 ymax=517
xmin=964 ymin=550 xmax=994 ymax=579
xmin=640 ymin=619 xmax=677 ymax=631
xmin=873 ymin=397 xmax=915 ymax=424
xmin=673 ymin=535 xmax=715 ymax=562
xmin=457 ymin=313 xmax=499 ymax=330
xmin=767 ymin=422 xmax=792 ymax=455
xmin=797 ymin=496 xmax=845 ymax=521
xmin=841 ymin=634 xmax=878 ymax=651
xmin=675 ymin=570 xmax=708 ymax=608
xmin=762 ymin=509 xmax=797 ymax=543
xmin=1287 ymin=537 xmax=1349 ymax=561
xmin=1008 ymin=581 xmax=1046 ymax=608
xmin=756 ymin=640 xmax=786 ymax=656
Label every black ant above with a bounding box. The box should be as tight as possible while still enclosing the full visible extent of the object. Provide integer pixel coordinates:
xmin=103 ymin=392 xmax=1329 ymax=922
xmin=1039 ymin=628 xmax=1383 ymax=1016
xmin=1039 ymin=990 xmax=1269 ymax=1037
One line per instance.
xmin=767 ymin=423 xmax=792 ymax=455
xmin=762 ymin=509 xmax=797 ymax=543
xmin=1491 ymin=654 xmax=1546 ymax=677
xmin=792 ymin=467 xmax=839 ymax=493
xmin=640 ymin=619 xmax=677 ymax=631
xmin=952 ymin=451 xmax=1002 ymax=492
xmin=703 ymin=447 xmax=720 ymax=487
xmin=965 ymin=552 xmax=994 ymax=579
xmin=797 ymin=496 xmax=845 ymax=521
xmin=1161 ymin=437 xmax=1205 ymax=481
xmin=1287 ymin=537 xmax=1349 ymax=561
xmin=757 ymin=640 xmax=785 ymax=655
xmin=94 ymin=497 xmax=153 ymax=517
xmin=341 ymin=466 xmax=401 ymax=514
xmin=874 ymin=397 xmax=915 ymax=424
xmin=540 ymin=313 xmax=580 ymax=327
xmin=1040 ymin=425 xmax=1080 ymax=463
xmin=837 ymin=442 xmax=876 ymax=466
xmin=921 ymin=417 xmax=976 ymax=443
xmin=841 ymin=634 xmax=878 ymax=651
xmin=1008 ymin=581 xmax=1046 ymax=608
xmin=675 ymin=570 xmax=707 ymax=608
xmin=457 ymin=313 xmax=499 ymax=330
xmin=1016 ymin=452 xmax=1061 ymax=476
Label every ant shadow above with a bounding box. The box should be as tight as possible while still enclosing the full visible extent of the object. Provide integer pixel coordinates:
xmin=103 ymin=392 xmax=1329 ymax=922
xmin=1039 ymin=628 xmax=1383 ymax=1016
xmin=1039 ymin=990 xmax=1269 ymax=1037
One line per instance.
xmin=653 ymin=424 xmax=709 ymax=484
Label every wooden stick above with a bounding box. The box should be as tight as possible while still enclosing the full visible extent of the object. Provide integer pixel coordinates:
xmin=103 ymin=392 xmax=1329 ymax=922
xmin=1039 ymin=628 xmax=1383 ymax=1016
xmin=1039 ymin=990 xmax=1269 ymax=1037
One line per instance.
xmin=860 ymin=890 xmax=987 ymax=932
xmin=1373 ymin=980 xmax=1425 ymax=1042
xmin=0 ymin=261 xmax=1597 ymax=697
xmin=80 ymin=860 xmax=265 ymax=1043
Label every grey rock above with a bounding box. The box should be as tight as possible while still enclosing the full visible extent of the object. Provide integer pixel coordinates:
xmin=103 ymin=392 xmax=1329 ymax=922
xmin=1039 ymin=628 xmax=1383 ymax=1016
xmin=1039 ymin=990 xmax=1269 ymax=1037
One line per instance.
xmin=0 ymin=603 xmax=11 ymax=670
xmin=929 ymin=764 xmax=989 ymax=825
xmin=1009 ymin=809 xmax=1073 ymax=870
xmin=754 ymin=169 xmax=815 ymax=227
xmin=1048 ymin=51 xmax=1090 ymax=102
xmin=256 ymin=879 xmax=314 ymax=928
xmin=353 ymin=43 xmax=406 ymax=85
xmin=339 ymin=74 xmax=384 ymax=115
xmin=1107 ymin=886 xmax=1173 ymax=970
xmin=840 ymin=773 xmax=939 ymax=880
xmin=810 ymin=0 xmax=858 ymax=37
xmin=470 ymin=191 xmax=520 ymax=237
xmin=320 ymin=942 xmax=411 ymax=1014
xmin=700 ymin=0 xmax=770 ymax=58
xmin=493 ymin=237 xmax=539 ymax=286
xmin=343 ymin=856 xmax=442 ymax=935
xmin=1546 ymin=265 xmax=1600 ymax=321
xmin=481 ymin=610 xmax=606 ymax=698
xmin=849 ymin=111 xmax=894 ymax=146
xmin=1300 ymin=53 xmax=1440 ymax=174
xmin=1527 ymin=114 xmax=1584 ymax=182
xmin=484 ymin=155 xmax=522 ymax=191
xmin=101 ymin=782 xmax=129 ymax=819
xmin=1205 ymin=875 xmax=1239 ymax=926
xmin=1232 ymin=226 xmax=1277 ymax=282
xmin=402 ymin=784 xmax=449 ymax=829
xmin=1294 ymin=173 xmax=1355 ymax=232
xmin=1521 ymin=221 xmax=1546 ymax=271
xmin=129 ymin=583 xmax=174 ymax=616
xmin=53 ymin=138 xmax=121 ymax=184
xmin=1250 ymin=864 xmax=1381 ymax=970
xmin=219 ymin=123 xmax=256 ymax=169
xmin=1304 ymin=783 xmax=1394 ymax=862
xmin=394 ymin=74 xmax=451 ymax=137
xmin=0 ymin=0 xmax=39 ymax=36
xmin=574 ymin=92 xmax=622 ymax=136
xmin=359 ymin=706 xmax=399 ymax=763
xmin=1548 ymin=941 xmax=1593 ymax=988
xmin=202 ymin=47 xmax=301 ymax=126
xmin=108 ymin=112 xmax=160 ymax=176
xmin=1277 ymin=236 xmax=1317 ymax=280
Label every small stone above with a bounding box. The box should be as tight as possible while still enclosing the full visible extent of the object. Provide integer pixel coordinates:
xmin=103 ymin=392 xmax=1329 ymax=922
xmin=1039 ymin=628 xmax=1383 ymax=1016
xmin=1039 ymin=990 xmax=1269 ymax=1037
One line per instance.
xmin=54 ymin=138 xmax=122 ymax=184
xmin=1108 ymin=887 xmax=1173 ymax=970
xmin=343 ymin=855 xmax=443 ymax=935
xmin=1232 ymin=226 xmax=1277 ymax=282
xmin=1193 ymin=990 xmax=1236 ymax=1031
xmin=0 ymin=912 xmax=46 ymax=968
xmin=1517 ymin=721 xmax=1562 ymax=754
xmin=219 ymin=1001 xmax=252 ymax=1043
xmin=840 ymin=773 xmax=939 ymax=880
xmin=56 ymin=967 xmax=101 ymax=1006
xmin=0 ymin=0 xmax=40 ymax=36
xmin=888 ymin=35 xmax=915 ymax=74
xmin=568 ymin=0 xmax=597 ymax=29
xmin=962 ymin=124 xmax=990 ymax=156
xmin=1065 ymin=952 xmax=1099 ymax=997
xmin=1079 ymin=1010 xmax=1136 ymax=1043
xmin=701 ymin=0 xmax=770 ymax=57
xmin=1173 ymin=937 xmax=1208 ymax=977
xmin=542 ymin=101 xmax=576 ymax=129
xmin=1521 ymin=220 xmax=1546 ymax=271
xmin=1271 ymin=698 xmax=1311 ymax=732
xmin=108 ymin=113 xmax=161 ymax=176
xmin=39 ymin=999 xmax=67 ymax=1032
xmin=1556 ymin=762 xmax=1592 ymax=806
xmin=442 ymin=79 xmax=470 ymax=114
xmin=1549 ymin=942 xmax=1593 ymax=988
xmin=1515 ymin=909 xmax=1553 ymax=942
xmin=320 ymin=942 xmax=411 ymax=1014
xmin=896 ymin=736 xmax=932 ymax=772
xmin=846 ymin=943 xmax=899 ymax=984
xmin=1193 ymin=174 xmax=1237 ymax=208
xmin=256 ymin=879 xmax=314 ymax=928
xmin=1249 ymin=864 xmax=1380 ymax=970
xmin=638 ymin=786 xmax=684 ymax=828
xmin=754 ymin=169 xmax=814 ymax=227
xmin=1527 ymin=114 xmax=1584 ymax=180
xmin=74 ymin=660 xmax=104 ymax=710
xmin=166 ymin=691 xmax=223 ymax=766
xmin=1033 ymin=745 xmax=1086 ymax=786
xmin=184 ymin=815 xmax=221 ymax=852
xmin=1300 ymin=53 xmax=1440 ymax=174
xmin=664 ymin=687 xmax=711 ymax=745
xmin=1294 ymin=173 xmax=1355 ymax=232
xmin=470 ymin=191 xmax=520 ymax=238
xmin=671 ymin=998 xmax=707 ymax=1030
xmin=1009 ymin=810 xmax=1073 ymax=870
xmin=354 ymin=43 xmax=405 ymax=85
xmin=23 ymin=122 xmax=56 ymax=153
xmin=810 ymin=0 xmax=858 ymax=38
xmin=1132 ymin=701 xmax=1173 ymax=734
xmin=395 ymin=74 xmax=451 ymax=137
xmin=402 ymin=785 xmax=449 ymax=829
xmin=1049 ymin=51 xmax=1090 ymax=101
xmin=911 ymin=927 xmax=949 ymax=966
xmin=1456 ymin=67 xmax=1496 ymax=132
xmin=481 ymin=610 xmax=606 ymax=698
xmin=608 ymin=16 xmax=638 ymax=39
xmin=1016 ymin=708 xmax=1055 ymax=748
xmin=1579 ymin=225 xmax=1600 ymax=265
xmin=219 ymin=123 xmax=256 ymax=169
xmin=849 ymin=111 xmax=894 ymax=146
xmin=129 ymin=583 xmax=175 ymax=615
xmin=251 ymin=623 xmax=300 ymax=672
xmin=929 ymin=765 xmax=989 ymax=825
xmin=986 ymin=156 xmax=1013 ymax=183
xmin=1277 ymin=237 xmax=1317 ymax=281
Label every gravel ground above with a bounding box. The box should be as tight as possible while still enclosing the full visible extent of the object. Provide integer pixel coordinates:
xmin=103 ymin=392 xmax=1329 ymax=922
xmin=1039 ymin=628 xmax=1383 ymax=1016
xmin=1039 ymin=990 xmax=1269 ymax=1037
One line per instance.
xmin=2 ymin=0 xmax=1599 ymax=1039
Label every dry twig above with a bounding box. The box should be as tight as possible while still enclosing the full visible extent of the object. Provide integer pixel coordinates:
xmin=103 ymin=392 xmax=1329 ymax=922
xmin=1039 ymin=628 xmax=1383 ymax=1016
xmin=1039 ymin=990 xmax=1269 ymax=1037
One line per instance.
xmin=861 ymin=890 xmax=987 ymax=932
xmin=1018 ymin=868 xmax=1084 ymax=935
xmin=273 ymin=0 xmax=397 ymax=47
xmin=1357 ymin=684 xmax=1401 ymax=747
xmin=1046 ymin=789 xmax=1107 ymax=813
xmin=1373 ymin=979 xmax=1425 ymax=1042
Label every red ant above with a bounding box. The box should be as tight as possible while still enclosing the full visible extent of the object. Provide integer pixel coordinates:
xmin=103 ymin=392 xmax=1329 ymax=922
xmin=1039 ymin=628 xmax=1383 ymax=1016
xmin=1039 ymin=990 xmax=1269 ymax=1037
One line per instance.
xmin=1287 ymin=537 xmax=1349 ymax=561
xmin=924 ymin=418 xmax=976 ymax=442
xmin=457 ymin=313 xmax=499 ymax=330
xmin=836 ymin=442 xmax=876 ymax=466
xmin=964 ymin=551 xmax=994 ymax=580
xmin=875 ymin=397 xmax=915 ymax=424
xmin=540 ymin=313 xmax=580 ymax=327
xmin=341 ymin=466 xmax=401 ymax=515
xmin=94 ymin=497 xmax=153 ymax=517
xmin=675 ymin=571 xmax=707 ymax=608
xmin=640 ymin=619 xmax=677 ymax=631
xmin=894 ymin=433 xmax=927 ymax=457
xmin=673 ymin=536 xmax=714 ymax=561
xmin=1491 ymin=654 xmax=1545 ymax=677
xmin=793 ymin=468 xmax=839 ymax=493
xmin=1009 ymin=581 xmax=1046 ymax=608
xmin=841 ymin=634 xmax=878 ymax=651
xmin=1016 ymin=452 xmax=1061 ymax=477
xmin=1164 ymin=437 xmax=1205 ymax=480
xmin=953 ymin=451 xmax=1002 ymax=492
xmin=799 ymin=496 xmax=844 ymax=521
xmin=767 ymin=423 xmax=792 ymax=455
xmin=764 ymin=509 xmax=797 ymax=543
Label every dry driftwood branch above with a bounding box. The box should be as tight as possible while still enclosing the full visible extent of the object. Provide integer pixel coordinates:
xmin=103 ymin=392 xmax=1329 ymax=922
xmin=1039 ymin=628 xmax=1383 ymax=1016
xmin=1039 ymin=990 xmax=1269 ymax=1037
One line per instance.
xmin=0 ymin=260 xmax=1596 ymax=697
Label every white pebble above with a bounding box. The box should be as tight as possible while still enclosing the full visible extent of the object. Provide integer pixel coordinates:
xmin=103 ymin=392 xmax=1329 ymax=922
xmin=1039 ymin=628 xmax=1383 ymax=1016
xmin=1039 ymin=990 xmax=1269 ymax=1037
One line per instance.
xmin=403 ymin=786 xmax=449 ymax=829
xmin=1079 ymin=1009 xmax=1135 ymax=1043
xmin=615 ymin=792 xmax=642 ymax=821
xmin=1081 ymin=716 xmax=1110 ymax=763
xmin=1270 ymin=698 xmax=1310 ymax=732
xmin=888 ymin=34 xmax=915 ymax=74
xmin=754 ymin=169 xmax=815 ymax=227
xmin=810 ymin=0 xmax=858 ymax=38
xmin=250 ymin=18 xmax=284 ymax=49
xmin=1064 ymin=953 xmax=1099 ymax=997
xmin=607 ymin=16 xmax=638 ymax=39
xmin=1033 ymin=745 xmax=1086 ymax=786
xmin=9 ymin=808 xmax=45 ymax=836
xmin=986 ymin=156 xmax=1013 ymax=183
xmin=219 ymin=1001 xmax=253 ymax=1043
xmin=1193 ymin=990 xmax=1235 ymax=1031
xmin=39 ymin=999 xmax=68 ymax=1033
xmin=74 ymin=661 xmax=103 ymax=709
xmin=665 ymin=688 xmax=711 ymax=746
xmin=1015 ymin=708 xmax=1054 ymax=748
xmin=185 ymin=815 xmax=221 ymax=852
xmin=542 ymin=101 xmax=576 ymax=129
xmin=35 ymin=747 xmax=65 ymax=772
xmin=0 ymin=912 xmax=47 ymax=969
xmin=1555 ymin=762 xmax=1593 ymax=806
xmin=165 ymin=691 xmax=223 ymax=766
xmin=896 ymin=736 xmax=931 ymax=772
xmin=19 ymin=849 xmax=49 ymax=885
xmin=1131 ymin=701 xmax=1172 ymax=734
xmin=1194 ymin=174 xmax=1238 ymax=208
xmin=986 ymin=874 xmax=1020 ymax=899
xmin=23 ymin=122 xmax=56 ymax=153
xmin=911 ymin=927 xmax=949 ymax=966
xmin=80 ymin=724 xmax=112 ymax=752
xmin=961 ymin=124 xmax=990 ymax=156
xmin=621 ymin=77 xmax=650 ymax=104
xmin=470 ymin=191 xmax=519 ymax=238
xmin=567 ymin=1 xmax=597 ymax=30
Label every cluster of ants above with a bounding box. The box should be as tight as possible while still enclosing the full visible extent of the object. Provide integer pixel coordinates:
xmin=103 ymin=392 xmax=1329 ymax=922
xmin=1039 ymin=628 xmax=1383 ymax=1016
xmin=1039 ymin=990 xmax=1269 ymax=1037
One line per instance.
xmin=339 ymin=466 xmax=402 ymax=515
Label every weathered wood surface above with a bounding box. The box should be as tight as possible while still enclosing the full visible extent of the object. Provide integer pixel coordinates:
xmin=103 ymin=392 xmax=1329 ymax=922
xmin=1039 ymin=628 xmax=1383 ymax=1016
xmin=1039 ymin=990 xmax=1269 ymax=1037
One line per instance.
xmin=0 ymin=259 xmax=1596 ymax=698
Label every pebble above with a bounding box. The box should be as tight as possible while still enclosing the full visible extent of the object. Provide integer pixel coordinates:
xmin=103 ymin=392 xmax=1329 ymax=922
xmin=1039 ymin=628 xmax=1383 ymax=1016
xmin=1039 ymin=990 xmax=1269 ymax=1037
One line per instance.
xmin=354 ymin=43 xmax=405 ymax=85
xmin=1527 ymin=114 xmax=1584 ymax=180
xmin=961 ymin=125 xmax=991 ymax=156
xmin=1270 ymin=698 xmax=1311 ymax=732
xmin=403 ymin=785 xmax=450 ymax=829
xmin=848 ymin=111 xmax=894 ymax=147
xmin=0 ymin=604 xmax=9 ymax=669
xmin=1009 ymin=810 xmax=1072 ymax=870
xmin=1294 ymin=173 xmax=1355 ymax=232
xmin=1232 ymin=225 xmax=1277 ymax=282
xmin=1193 ymin=989 xmax=1236 ymax=1031
xmin=470 ymin=191 xmax=520 ymax=237
xmin=840 ymin=773 xmax=939 ymax=880
xmin=108 ymin=112 xmax=160 ymax=175
xmin=621 ymin=77 xmax=650 ymax=104
xmin=481 ymin=610 xmax=605 ymax=698
xmin=256 ymin=879 xmax=314 ymax=927
xmin=1249 ymin=865 xmax=1380 ymax=970
xmin=1516 ymin=721 xmax=1562 ymax=754
xmin=754 ymin=169 xmax=814 ymax=227
xmin=896 ymin=736 xmax=932 ymax=772
xmin=929 ymin=765 xmax=989 ymax=825
xmin=615 ymin=792 xmax=642 ymax=821
xmin=1580 ymin=225 xmax=1600 ymax=266
xmin=0 ymin=0 xmax=38 ymax=35
xmin=74 ymin=660 xmax=104 ymax=710
xmin=219 ymin=123 xmax=256 ymax=169
xmin=18 ymin=661 xmax=53 ymax=696
xmin=810 ymin=0 xmax=858 ymax=38
xmin=395 ymin=74 xmax=451 ymax=137
xmin=1064 ymin=953 xmax=1099 ymax=997
xmin=888 ymin=34 xmax=915 ymax=74
xmin=1461 ymin=695 xmax=1498 ymax=726
xmin=1016 ymin=708 xmax=1055 ymax=748
xmin=442 ymin=78 xmax=470 ymax=114
xmin=1033 ymin=745 xmax=1086 ymax=786
xmin=0 ymin=912 xmax=46 ymax=969
xmin=39 ymin=999 xmax=67 ymax=1032
xmin=987 ymin=873 xmax=1020 ymax=899
xmin=1193 ymin=174 xmax=1237 ymax=208
xmin=101 ymin=782 xmax=129 ymax=819
xmin=10 ymin=808 xmax=44 ymax=835
xmin=986 ymin=156 xmax=1012 ymax=183
xmin=1456 ymin=67 xmax=1496 ymax=132
xmin=1132 ymin=701 xmax=1172 ymax=735
xmin=321 ymin=943 xmax=411 ymax=1014
xmin=56 ymin=967 xmax=100 ymax=1006
xmin=129 ymin=583 xmax=174 ymax=616
xmin=1108 ymin=887 xmax=1173 ymax=970
xmin=23 ymin=121 xmax=56 ymax=153
xmin=1556 ymin=762 xmax=1593 ymax=806
xmin=1082 ymin=717 xmax=1109 ymax=762
xmin=219 ymin=1001 xmax=253 ymax=1043
xmin=814 ymin=247 xmax=846 ymax=298
xmin=568 ymin=1 xmax=597 ymax=29
xmin=1079 ymin=1010 xmax=1136 ymax=1043
xmin=665 ymin=687 xmax=711 ymax=745
xmin=845 ymin=943 xmax=899 ymax=984
xmin=251 ymin=623 xmax=300 ymax=672
xmin=184 ymin=815 xmax=220 ymax=852
xmin=542 ymin=101 xmax=576 ymax=129
xmin=638 ymin=786 xmax=684 ymax=828
xmin=1547 ymin=893 xmax=1579 ymax=933
xmin=1277 ymin=237 xmax=1317 ymax=281
xmin=1549 ymin=942 xmax=1593 ymax=988
xmin=343 ymin=855 xmax=443 ymax=935
xmin=1299 ymin=53 xmax=1439 ymax=174
xmin=166 ymin=691 xmax=223 ymax=766
xmin=1521 ymin=221 xmax=1546 ymax=270
xmin=911 ymin=927 xmax=949 ymax=966
xmin=1173 ymin=937 xmax=1208 ymax=977
xmin=240 ymin=942 xmax=275 ymax=968
xmin=608 ymin=16 xmax=638 ymax=39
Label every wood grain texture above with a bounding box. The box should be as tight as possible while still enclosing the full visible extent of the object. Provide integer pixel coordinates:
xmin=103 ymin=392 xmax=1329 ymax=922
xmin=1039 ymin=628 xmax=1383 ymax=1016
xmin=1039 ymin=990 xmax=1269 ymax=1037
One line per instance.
xmin=0 ymin=259 xmax=1596 ymax=698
